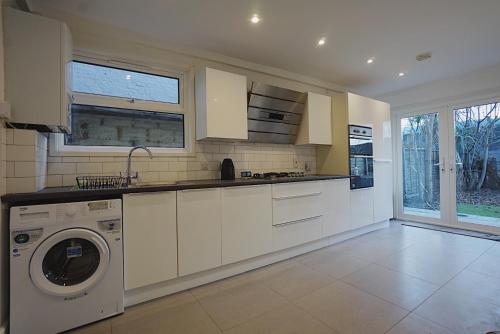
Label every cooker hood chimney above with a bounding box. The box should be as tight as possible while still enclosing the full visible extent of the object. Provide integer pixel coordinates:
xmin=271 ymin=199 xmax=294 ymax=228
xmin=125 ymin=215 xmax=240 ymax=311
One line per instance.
xmin=247 ymin=82 xmax=307 ymax=144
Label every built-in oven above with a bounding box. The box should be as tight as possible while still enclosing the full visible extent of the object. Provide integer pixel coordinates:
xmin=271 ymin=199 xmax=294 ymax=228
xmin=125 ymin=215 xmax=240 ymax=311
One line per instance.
xmin=349 ymin=125 xmax=374 ymax=189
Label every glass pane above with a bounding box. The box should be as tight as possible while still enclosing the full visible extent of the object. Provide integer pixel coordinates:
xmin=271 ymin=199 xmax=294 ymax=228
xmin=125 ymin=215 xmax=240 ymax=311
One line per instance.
xmin=72 ymin=61 xmax=179 ymax=104
xmin=42 ymin=238 xmax=100 ymax=286
xmin=401 ymin=113 xmax=441 ymax=218
xmin=454 ymin=102 xmax=500 ymax=227
xmin=66 ymin=104 xmax=185 ymax=148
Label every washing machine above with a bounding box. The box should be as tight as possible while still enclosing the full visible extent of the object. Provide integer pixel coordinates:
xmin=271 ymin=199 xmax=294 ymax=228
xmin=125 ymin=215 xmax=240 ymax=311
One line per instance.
xmin=10 ymin=199 xmax=124 ymax=334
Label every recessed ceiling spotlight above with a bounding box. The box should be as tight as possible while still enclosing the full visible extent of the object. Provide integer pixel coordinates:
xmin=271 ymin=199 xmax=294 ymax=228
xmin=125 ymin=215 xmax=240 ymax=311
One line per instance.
xmin=125 ymin=74 xmax=131 ymax=80
xmin=250 ymin=14 xmax=261 ymax=24
xmin=398 ymin=72 xmax=406 ymax=77
xmin=367 ymin=57 xmax=375 ymax=64
xmin=317 ymin=37 xmax=326 ymax=47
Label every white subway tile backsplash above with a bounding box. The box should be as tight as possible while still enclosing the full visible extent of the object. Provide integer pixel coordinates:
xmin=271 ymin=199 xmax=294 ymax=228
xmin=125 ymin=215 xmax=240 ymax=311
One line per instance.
xmin=48 ymin=162 xmax=77 ymax=175
xmin=76 ymin=162 xmax=103 ymax=174
xmin=6 ymin=177 xmax=37 ymax=193
xmin=14 ymin=162 xmax=37 ymax=177
xmin=6 ymin=145 xmax=36 ymax=162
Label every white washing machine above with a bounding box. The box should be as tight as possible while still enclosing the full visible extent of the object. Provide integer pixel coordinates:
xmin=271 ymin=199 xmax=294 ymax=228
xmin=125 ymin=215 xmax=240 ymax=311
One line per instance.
xmin=10 ymin=199 xmax=124 ymax=334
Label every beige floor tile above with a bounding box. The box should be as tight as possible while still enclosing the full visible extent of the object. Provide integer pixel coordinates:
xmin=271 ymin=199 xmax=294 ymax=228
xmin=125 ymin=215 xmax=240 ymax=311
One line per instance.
xmin=339 ymin=237 xmax=414 ymax=263
xmin=112 ymin=301 xmax=221 ymax=334
xmin=69 ymin=319 xmax=111 ymax=334
xmin=342 ymin=264 xmax=438 ymax=310
xmin=264 ymin=263 xmax=335 ymax=300
xmin=297 ymin=250 xmax=370 ymax=279
xmin=445 ymin=269 xmax=500 ymax=306
xmin=386 ymin=314 xmax=455 ymax=334
xmin=191 ymin=260 xmax=298 ymax=300
xmin=113 ymin=291 xmax=196 ymax=324
xmin=198 ymin=282 xmax=289 ymax=330
xmin=376 ymin=247 xmax=471 ymax=285
xmin=295 ymin=281 xmax=408 ymax=334
xmin=414 ymin=287 xmax=500 ymax=334
xmin=223 ymin=304 xmax=336 ymax=334
xmin=468 ymin=244 xmax=500 ymax=280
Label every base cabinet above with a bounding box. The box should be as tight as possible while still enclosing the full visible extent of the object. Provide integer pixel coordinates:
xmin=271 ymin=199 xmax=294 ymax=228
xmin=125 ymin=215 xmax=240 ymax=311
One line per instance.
xmin=323 ymin=179 xmax=351 ymax=236
xmin=123 ymin=192 xmax=178 ymax=290
xmin=350 ymin=188 xmax=374 ymax=229
xmin=177 ymin=188 xmax=222 ymax=276
xmin=221 ymin=185 xmax=272 ymax=265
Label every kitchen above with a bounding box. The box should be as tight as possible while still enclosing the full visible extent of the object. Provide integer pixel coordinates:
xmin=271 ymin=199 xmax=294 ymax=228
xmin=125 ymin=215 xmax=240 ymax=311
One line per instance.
xmin=1 ymin=1 xmax=500 ymax=334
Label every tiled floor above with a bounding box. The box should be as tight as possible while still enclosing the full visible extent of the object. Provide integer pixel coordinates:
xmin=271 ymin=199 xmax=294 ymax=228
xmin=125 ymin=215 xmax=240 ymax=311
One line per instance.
xmin=72 ymin=221 xmax=500 ymax=334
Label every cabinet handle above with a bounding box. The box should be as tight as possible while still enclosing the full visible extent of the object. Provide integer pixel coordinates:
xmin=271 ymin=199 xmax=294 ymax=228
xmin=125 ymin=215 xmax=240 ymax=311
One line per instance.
xmin=273 ymin=215 xmax=322 ymax=227
xmin=273 ymin=192 xmax=321 ymax=200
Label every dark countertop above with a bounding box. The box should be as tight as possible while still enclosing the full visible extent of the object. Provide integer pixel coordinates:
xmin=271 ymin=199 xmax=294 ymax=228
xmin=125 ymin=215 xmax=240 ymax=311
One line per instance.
xmin=1 ymin=175 xmax=350 ymax=206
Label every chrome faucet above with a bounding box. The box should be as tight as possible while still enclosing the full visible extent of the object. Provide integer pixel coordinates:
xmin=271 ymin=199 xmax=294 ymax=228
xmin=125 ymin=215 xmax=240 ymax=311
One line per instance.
xmin=124 ymin=146 xmax=153 ymax=186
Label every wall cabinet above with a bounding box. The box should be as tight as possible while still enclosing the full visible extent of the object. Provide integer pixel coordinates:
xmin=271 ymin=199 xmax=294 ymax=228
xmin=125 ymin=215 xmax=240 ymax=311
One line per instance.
xmin=177 ymin=188 xmax=222 ymax=276
xmin=322 ymin=179 xmax=351 ymax=236
xmin=4 ymin=8 xmax=72 ymax=131
xmin=296 ymin=92 xmax=332 ymax=145
xmin=350 ymin=188 xmax=374 ymax=229
xmin=123 ymin=192 xmax=177 ymax=290
xmin=195 ymin=67 xmax=248 ymax=140
xmin=221 ymin=185 xmax=272 ymax=265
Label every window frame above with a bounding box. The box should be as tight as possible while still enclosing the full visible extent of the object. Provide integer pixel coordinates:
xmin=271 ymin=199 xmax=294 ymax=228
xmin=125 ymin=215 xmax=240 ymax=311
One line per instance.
xmin=50 ymin=54 xmax=195 ymax=156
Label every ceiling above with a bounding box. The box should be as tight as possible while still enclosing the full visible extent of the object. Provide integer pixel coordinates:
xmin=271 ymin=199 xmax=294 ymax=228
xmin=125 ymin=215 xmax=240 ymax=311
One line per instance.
xmin=29 ymin=0 xmax=500 ymax=96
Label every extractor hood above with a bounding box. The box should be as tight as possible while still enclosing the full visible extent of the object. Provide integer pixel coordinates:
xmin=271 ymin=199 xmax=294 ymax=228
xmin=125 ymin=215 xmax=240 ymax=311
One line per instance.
xmin=247 ymin=82 xmax=307 ymax=144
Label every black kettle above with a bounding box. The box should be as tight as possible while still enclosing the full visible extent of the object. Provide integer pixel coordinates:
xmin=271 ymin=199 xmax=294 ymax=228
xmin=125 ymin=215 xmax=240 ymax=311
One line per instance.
xmin=220 ymin=158 xmax=235 ymax=180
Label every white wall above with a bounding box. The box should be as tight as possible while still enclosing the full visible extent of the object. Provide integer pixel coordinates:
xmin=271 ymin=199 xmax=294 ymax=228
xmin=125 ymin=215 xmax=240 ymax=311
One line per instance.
xmin=379 ymin=61 xmax=500 ymax=111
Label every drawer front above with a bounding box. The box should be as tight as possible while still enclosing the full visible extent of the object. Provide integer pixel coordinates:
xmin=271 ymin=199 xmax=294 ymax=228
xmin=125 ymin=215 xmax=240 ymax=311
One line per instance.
xmin=272 ymin=216 xmax=323 ymax=251
xmin=273 ymin=194 xmax=322 ymax=226
xmin=272 ymin=181 xmax=322 ymax=199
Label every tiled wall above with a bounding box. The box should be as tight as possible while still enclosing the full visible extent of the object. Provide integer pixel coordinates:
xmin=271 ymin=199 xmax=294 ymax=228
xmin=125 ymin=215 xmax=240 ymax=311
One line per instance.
xmin=5 ymin=129 xmax=48 ymax=193
xmin=45 ymin=140 xmax=316 ymax=188
xmin=4 ymin=130 xmax=316 ymax=192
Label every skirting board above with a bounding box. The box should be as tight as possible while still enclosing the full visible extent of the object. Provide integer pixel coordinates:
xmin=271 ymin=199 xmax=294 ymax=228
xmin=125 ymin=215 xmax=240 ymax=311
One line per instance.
xmin=125 ymin=220 xmax=389 ymax=306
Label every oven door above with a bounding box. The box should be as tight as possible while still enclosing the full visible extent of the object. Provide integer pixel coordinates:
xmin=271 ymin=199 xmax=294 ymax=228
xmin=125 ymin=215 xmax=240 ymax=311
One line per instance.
xmin=350 ymin=156 xmax=374 ymax=189
xmin=349 ymin=136 xmax=373 ymax=156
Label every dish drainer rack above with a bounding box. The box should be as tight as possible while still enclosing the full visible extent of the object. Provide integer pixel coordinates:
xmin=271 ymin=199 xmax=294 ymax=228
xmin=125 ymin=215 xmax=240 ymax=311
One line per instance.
xmin=76 ymin=176 xmax=127 ymax=190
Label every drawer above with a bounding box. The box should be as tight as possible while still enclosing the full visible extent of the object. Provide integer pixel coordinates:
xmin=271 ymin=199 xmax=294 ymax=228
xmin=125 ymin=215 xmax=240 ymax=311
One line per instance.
xmin=272 ymin=181 xmax=322 ymax=199
xmin=272 ymin=215 xmax=323 ymax=251
xmin=273 ymin=194 xmax=322 ymax=225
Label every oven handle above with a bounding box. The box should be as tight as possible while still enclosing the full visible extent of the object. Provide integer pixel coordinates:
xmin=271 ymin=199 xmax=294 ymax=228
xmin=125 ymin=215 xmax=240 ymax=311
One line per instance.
xmin=349 ymin=135 xmax=373 ymax=140
xmin=350 ymin=154 xmax=374 ymax=158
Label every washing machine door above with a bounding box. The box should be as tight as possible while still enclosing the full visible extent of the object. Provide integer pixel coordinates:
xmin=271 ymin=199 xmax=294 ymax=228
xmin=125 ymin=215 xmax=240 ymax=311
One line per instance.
xmin=30 ymin=228 xmax=110 ymax=297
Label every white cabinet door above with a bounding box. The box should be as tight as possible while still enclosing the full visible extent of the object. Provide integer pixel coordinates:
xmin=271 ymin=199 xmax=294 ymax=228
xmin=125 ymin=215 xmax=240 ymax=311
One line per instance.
xmin=123 ymin=192 xmax=177 ymax=290
xmin=374 ymin=161 xmax=394 ymax=222
xmin=177 ymin=188 xmax=222 ymax=276
xmin=296 ymin=92 xmax=332 ymax=145
xmin=4 ymin=8 xmax=71 ymax=130
xmin=349 ymin=188 xmax=374 ymax=229
xmin=221 ymin=185 xmax=272 ymax=265
xmin=322 ymin=179 xmax=351 ymax=236
xmin=196 ymin=67 xmax=248 ymax=140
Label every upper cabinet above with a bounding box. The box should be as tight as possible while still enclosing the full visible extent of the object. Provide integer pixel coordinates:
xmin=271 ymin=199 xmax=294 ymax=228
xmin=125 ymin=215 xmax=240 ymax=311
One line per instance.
xmin=195 ymin=67 xmax=248 ymax=140
xmin=347 ymin=93 xmax=391 ymax=160
xmin=317 ymin=92 xmax=391 ymax=175
xmin=4 ymin=8 xmax=72 ymax=132
xmin=296 ymin=92 xmax=332 ymax=145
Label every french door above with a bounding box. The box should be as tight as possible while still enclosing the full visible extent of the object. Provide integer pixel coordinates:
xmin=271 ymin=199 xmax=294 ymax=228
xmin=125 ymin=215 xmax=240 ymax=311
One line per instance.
xmin=395 ymin=100 xmax=500 ymax=234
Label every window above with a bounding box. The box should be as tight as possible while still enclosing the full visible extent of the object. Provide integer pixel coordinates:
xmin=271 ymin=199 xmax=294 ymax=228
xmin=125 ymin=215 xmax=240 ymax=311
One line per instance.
xmin=55 ymin=59 xmax=192 ymax=153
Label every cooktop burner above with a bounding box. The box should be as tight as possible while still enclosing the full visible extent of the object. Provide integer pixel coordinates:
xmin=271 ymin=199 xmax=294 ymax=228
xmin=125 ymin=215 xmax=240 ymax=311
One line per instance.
xmin=252 ymin=172 xmax=305 ymax=179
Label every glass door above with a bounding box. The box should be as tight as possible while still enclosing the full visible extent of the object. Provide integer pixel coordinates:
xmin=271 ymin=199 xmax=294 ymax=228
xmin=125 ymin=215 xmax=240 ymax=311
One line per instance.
xmin=398 ymin=111 xmax=448 ymax=223
xmin=396 ymin=101 xmax=500 ymax=234
xmin=452 ymin=102 xmax=500 ymax=230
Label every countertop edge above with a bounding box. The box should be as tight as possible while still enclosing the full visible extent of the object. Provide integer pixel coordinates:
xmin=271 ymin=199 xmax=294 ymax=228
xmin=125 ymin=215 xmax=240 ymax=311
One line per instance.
xmin=1 ymin=175 xmax=350 ymax=206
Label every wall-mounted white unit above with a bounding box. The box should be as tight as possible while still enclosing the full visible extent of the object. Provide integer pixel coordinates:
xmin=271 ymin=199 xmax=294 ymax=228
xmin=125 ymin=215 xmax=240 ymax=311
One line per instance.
xmin=195 ymin=67 xmax=248 ymax=140
xmin=296 ymin=92 xmax=332 ymax=145
xmin=4 ymin=8 xmax=72 ymax=132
